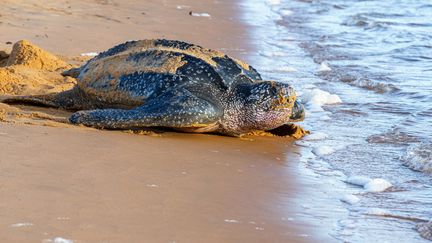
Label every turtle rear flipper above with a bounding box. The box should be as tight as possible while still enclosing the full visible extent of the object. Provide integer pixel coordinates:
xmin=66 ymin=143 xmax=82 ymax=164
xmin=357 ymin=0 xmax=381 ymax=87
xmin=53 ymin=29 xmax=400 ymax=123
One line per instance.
xmin=69 ymin=89 xmax=222 ymax=132
xmin=2 ymin=86 xmax=86 ymax=110
xmin=2 ymin=93 xmax=60 ymax=107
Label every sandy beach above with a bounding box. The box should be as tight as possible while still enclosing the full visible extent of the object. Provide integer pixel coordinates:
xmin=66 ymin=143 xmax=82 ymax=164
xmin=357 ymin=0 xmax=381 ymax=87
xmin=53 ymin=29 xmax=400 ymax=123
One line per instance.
xmin=0 ymin=0 xmax=333 ymax=242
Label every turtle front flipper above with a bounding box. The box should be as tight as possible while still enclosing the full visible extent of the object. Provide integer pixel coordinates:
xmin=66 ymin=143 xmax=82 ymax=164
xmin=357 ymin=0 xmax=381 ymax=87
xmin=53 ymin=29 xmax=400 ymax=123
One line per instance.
xmin=69 ymin=89 xmax=222 ymax=132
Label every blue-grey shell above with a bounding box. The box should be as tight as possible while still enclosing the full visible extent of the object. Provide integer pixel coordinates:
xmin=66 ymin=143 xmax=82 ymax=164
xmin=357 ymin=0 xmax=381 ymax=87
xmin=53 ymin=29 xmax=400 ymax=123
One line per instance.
xmin=76 ymin=39 xmax=262 ymax=105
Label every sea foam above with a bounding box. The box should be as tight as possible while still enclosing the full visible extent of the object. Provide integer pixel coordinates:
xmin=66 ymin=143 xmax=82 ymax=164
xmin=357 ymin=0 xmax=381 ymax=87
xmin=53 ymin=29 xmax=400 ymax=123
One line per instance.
xmin=275 ymin=66 xmax=297 ymax=72
xmin=303 ymin=132 xmax=328 ymax=141
xmin=345 ymin=176 xmax=372 ymax=186
xmin=267 ymin=0 xmax=281 ymax=5
xmin=340 ymin=194 xmax=360 ymax=205
xmin=364 ymin=178 xmax=392 ymax=192
xmin=345 ymin=176 xmax=392 ymax=192
xmin=365 ymin=208 xmax=390 ymax=216
xmin=259 ymin=51 xmax=287 ymax=57
xmin=301 ymin=89 xmax=342 ymax=112
xmin=312 ymin=146 xmax=335 ymax=156
xmin=279 ymin=9 xmax=293 ymax=16
xmin=318 ymin=62 xmax=332 ymax=72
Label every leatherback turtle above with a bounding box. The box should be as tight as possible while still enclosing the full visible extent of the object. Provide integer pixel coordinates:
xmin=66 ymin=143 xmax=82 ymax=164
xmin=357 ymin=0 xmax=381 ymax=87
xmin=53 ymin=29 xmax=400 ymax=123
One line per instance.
xmin=4 ymin=39 xmax=305 ymax=136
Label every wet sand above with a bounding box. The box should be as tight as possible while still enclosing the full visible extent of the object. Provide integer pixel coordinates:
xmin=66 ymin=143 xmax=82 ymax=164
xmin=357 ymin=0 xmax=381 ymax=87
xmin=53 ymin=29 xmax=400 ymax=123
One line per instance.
xmin=0 ymin=124 xmax=322 ymax=242
xmin=0 ymin=0 xmax=332 ymax=242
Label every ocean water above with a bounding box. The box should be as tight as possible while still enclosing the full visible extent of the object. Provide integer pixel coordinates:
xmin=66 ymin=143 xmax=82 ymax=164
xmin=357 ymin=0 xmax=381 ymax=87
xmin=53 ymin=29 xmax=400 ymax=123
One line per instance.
xmin=240 ymin=0 xmax=432 ymax=241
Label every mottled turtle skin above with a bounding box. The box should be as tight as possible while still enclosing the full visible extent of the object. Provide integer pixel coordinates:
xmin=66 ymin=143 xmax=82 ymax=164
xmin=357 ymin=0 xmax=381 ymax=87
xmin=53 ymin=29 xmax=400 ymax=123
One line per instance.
xmin=5 ymin=39 xmax=305 ymax=136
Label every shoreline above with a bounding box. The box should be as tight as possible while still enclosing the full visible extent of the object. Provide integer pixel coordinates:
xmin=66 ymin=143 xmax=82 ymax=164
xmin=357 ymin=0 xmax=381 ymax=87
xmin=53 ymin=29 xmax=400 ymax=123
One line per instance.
xmin=0 ymin=0 xmax=333 ymax=242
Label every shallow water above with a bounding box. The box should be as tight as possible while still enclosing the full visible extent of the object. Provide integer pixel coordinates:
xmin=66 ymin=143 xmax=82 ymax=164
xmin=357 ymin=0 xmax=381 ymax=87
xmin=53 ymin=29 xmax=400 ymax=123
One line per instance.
xmin=241 ymin=0 xmax=432 ymax=241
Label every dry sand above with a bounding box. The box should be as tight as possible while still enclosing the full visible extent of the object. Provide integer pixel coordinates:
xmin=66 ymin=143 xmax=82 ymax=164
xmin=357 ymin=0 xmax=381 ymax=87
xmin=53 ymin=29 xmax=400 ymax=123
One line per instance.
xmin=0 ymin=40 xmax=75 ymax=95
xmin=0 ymin=0 xmax=332 ymax=242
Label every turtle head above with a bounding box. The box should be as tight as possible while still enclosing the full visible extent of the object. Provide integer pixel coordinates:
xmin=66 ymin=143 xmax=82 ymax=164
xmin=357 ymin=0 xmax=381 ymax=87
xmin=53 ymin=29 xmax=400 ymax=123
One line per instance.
xmin=225 ymin=81 xmax=305 ymax=134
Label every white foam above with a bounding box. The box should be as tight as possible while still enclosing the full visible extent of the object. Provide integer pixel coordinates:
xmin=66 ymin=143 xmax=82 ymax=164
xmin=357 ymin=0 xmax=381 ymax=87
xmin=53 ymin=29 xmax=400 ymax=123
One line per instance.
xmin=303 ymin=84 xmax=317 ymax=89
xmin=274 ymin=66 xmax=297 ymax=72
xmin=267 ymin=0 xmax=281 ymax=5
xmin=345 ymin=175 xmax=372 ymax=187
xmin=146 ymin=184 xmax=159 ymax=188
xmin=303 ymin=132 xmax=328 ymax=141
xmin=319 ymin=115 xmax=331 ymax=121
xmin=279 ymin=9 xmax=293 ymax=16
xmin=10 ymin=222 xmax=33 ymax=227
xmin=306 ymin=104 xmax=325 ymax=112
xmin=190 ymin=12 xmax=211 ymax=18
xmin=364 ymin=178 xmax=392 ymax=192
xmin=340 ymin=194 xmax=360 ymax=205
xmin=318 ymin=61 xmax=332 ymax=72
xmin=312 ymin=146 xmax=335 ymax=156
xmin=301 ymin=89 xmax=342 ymax=110
xmin=338 ymin=219 xmax=356 ymax=229
xmin=259 ymin=51 xmax=287 ymax=57
xmin=80 ymin=52 xmax=98 ymax=57
xmin=345 ymin=176 xmax=392 ymax=192
xmin=365 ymin=208 xmax=390 ymax=216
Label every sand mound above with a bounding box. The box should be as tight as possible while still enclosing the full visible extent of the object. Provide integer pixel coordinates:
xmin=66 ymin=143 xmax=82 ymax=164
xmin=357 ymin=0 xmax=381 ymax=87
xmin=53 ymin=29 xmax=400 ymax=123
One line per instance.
xmin=0 ymin=40 xmax=75 ymax=95
xmin=6 ymin=40 xmax=69 ymax=71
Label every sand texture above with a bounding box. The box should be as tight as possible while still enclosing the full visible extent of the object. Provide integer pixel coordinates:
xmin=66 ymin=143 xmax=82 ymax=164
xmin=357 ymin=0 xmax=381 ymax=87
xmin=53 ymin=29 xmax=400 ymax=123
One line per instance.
xmin=0 ymin=123 xmax=326 ymax=243
xmin=0 ymin=40 xmax=75 ymax=95
xmin=0 ymin=0 xmax=324 ymax=242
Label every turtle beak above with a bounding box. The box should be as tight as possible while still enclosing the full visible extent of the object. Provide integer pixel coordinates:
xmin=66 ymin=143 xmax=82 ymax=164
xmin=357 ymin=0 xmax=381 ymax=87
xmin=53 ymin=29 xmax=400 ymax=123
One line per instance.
xmin=289 ymin=100 xmax=305 ymax=122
